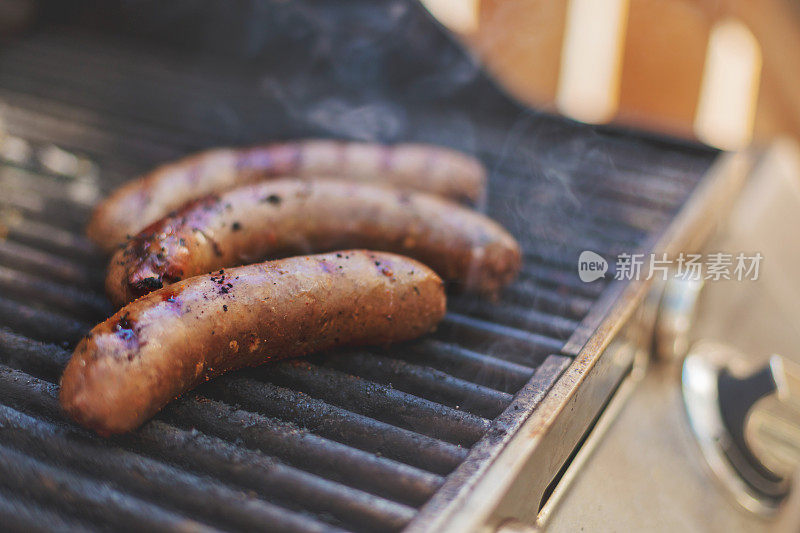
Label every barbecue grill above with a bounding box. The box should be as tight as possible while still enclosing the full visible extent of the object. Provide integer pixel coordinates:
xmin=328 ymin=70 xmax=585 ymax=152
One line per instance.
xmin=0 ymin=2 xmax=731 ymax=531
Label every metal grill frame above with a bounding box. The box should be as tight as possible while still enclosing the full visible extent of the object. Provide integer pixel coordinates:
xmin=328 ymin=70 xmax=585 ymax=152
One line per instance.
xmin=0 ymin=13 xmax=720 ymax=532
xmin=411 ymin=151 xmax=757 ymax=532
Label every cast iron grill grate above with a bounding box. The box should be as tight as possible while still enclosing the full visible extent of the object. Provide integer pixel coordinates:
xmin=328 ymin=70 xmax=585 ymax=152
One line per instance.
xmin=0 ymin=17 xmax=716 ymax=533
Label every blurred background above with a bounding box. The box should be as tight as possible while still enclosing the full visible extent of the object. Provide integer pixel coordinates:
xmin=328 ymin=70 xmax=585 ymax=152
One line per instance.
xmin=3 ymin=0 xmax=800 ymax=149
xmin=421 ymin=0 xmax=800 ymax=152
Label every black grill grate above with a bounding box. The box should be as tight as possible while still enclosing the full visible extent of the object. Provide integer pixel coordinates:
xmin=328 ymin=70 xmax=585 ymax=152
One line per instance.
xmin=0 ymin=8 xmax=716 ymax=532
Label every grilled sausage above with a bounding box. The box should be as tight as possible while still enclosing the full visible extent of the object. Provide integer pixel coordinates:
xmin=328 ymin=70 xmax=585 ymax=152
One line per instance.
xmin=87 ymin=140 xmax=487 ymax=252
xmin=105 ymin=179 xmax=521 ymax=306
xmin=61 ymin=251 xmax=446 ymax=435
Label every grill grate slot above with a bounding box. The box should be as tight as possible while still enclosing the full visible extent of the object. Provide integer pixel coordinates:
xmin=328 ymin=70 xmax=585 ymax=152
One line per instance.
xmin=200 ymin=374 xmax=469 ymax=474
xmin=0 ymin=240 xmax=101 ymax=289
xmin=0 ymin=407 xmax=365 ymax=533
xmin=0 ymin=487 xmax=96 ymax=533
xmin=0 ymin=163 xmax=96 ymax=207
xmin=162 ymin=397 xmax=444 ymax=508
xmin=448 ymin=298 xmax=580 ymax=340
xmin=0 ymin=296 xmax=91 ymax=345
xmin=317 ymin=351 xmax=514 ymax=418
xmin=0 ymin=444 xmax=229 ymax=533
xmin=399 ymin=340 xmax=536 ymax=395
xmin=0 ymin=266 xmax=111 ymax=319
xmin=0 ymin=364 xmax=440 ymax=525
xmin=1 ymin=219 xmax=96 ymax=263
xmin=0 ymin=406 xmax=417 ymax=533
xmin=518 ymin=264 xmax=608 ymax=298
xmin=0 ymin=328 xmax=71 ymax=379
xmin=438 ymin=313 xmax=566 ymax=366
xmin=495 ymin=284 xmax=594 ymax=321
xmin=252 ymin=362 xmax=491 ymax=447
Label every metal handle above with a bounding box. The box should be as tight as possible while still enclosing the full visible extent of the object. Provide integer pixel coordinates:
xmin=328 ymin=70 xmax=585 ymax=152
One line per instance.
xmin=682 ymin=342 xmax=800 ymax=514
xmin=746 ymin=355 xmax=800 ymax=480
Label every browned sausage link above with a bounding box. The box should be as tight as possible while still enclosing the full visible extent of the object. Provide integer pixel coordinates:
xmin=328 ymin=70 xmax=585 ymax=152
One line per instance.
xmin=61 ymin=251 xmax=446 ymax=435
xmin=105 ymin=179 xmax=521 ymax=307
xmin=87 ymin=140 xmax=487 ymax=252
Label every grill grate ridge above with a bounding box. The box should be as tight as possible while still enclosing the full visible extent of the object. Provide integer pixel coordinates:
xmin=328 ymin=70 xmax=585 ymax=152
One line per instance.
xmin=201 ymin=374 xmax=470 ymax=473
xmin=0 ymin=443 xmax=228 ymax=533
xmin=0 ymin=405 xmax=417 ymax=533
xmin=0 ymin=364 xmax=443 ymax=518
xmin=250 ymin=361 xmax=491 ymax=447
xmin=317 ymin=351 xmax=514 ymax=417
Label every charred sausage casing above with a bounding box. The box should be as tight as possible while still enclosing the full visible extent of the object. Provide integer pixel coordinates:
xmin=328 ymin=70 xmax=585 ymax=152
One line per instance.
xmin=87 ymin=140 xmax=487 ymax=252
xmin=105 ymin=179 xmax=520 ymax=306
xmin=61 ymin=251 xmax=446 ymax=436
